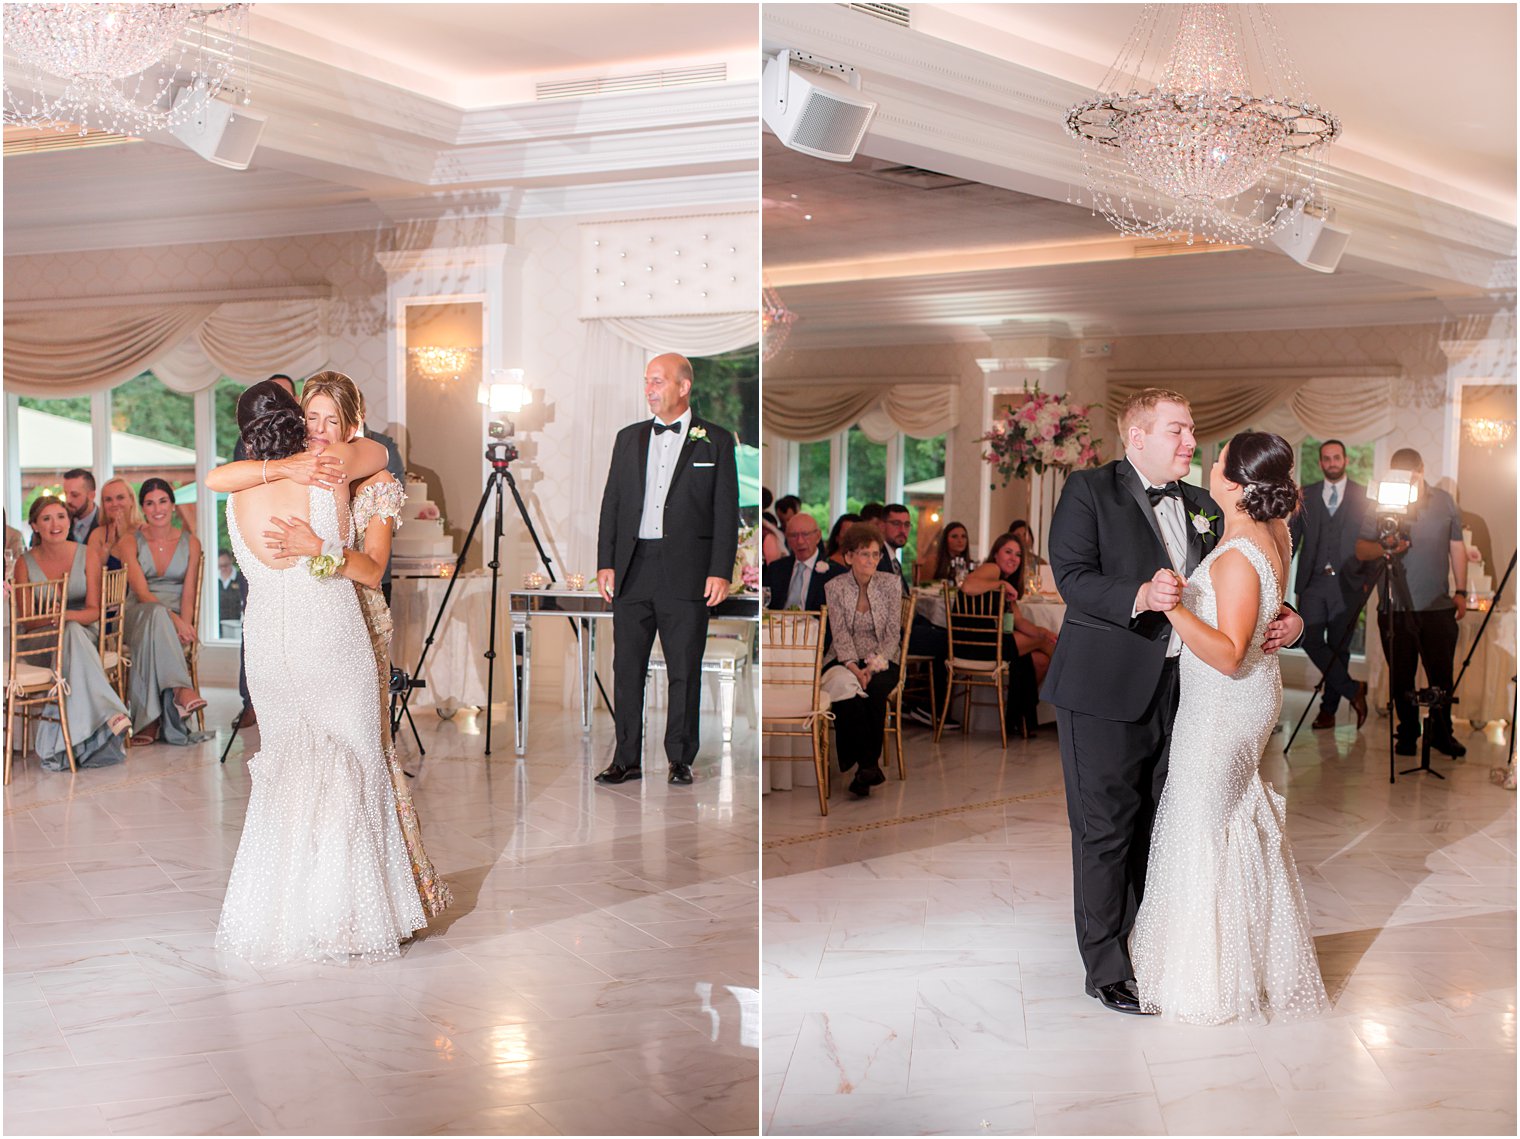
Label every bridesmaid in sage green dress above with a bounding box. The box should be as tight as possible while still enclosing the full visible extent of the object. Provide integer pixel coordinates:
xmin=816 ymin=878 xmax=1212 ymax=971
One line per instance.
xmin=15 ymin=497 xmax=132 ymax=770
xmin=119 ymin=478 xmax=207 ymax=745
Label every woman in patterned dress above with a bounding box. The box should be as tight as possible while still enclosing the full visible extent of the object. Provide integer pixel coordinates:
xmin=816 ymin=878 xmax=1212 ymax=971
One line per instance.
xmin=263 ymin=373 xmax=451 ymax=920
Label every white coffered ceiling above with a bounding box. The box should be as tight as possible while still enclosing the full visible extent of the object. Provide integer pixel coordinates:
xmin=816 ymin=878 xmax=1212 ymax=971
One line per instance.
xmin=4 ymin=4 xmax=759 ymax=255
xmin=762 ymin=3 xmax=1517 ymax=348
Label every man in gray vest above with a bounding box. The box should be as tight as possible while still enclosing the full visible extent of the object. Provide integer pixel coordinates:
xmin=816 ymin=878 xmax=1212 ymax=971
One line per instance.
xmin=1290 ymin=439 xmax=1371 ymax=730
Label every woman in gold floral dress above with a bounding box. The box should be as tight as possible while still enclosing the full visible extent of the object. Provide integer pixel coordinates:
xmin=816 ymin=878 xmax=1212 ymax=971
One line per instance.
xmin=264 ymin=372 xmax=452 ymax=919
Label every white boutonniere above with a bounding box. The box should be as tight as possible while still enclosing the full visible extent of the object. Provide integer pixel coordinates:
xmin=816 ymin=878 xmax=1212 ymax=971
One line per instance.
xmin=688 ymin=425 xmax=708 ymax=442
xmin=1188 ymin=509 xmax=1219 ymax=544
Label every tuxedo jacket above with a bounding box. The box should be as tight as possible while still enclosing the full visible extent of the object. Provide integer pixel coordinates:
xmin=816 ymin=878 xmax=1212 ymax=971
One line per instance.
xmin=1042 ymin=459 xmax=1224 ymax=722
xmin=597 ymin=414 xmax=740 ymax=602
xmin=763 ymin=553 xmax=844 ymax=611
xmin=1290 ymin=479 xmax=1370 ymax=594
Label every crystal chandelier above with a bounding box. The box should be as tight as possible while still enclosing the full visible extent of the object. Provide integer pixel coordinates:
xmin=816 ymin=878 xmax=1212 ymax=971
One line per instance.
xmin=1464 ymin=418 xmax=1516 ymax=448
xmin=408 ymin=346 xmax=479 ymax=383
xmin=762 ymin=280 xmax=797 ymax=363
xmin=1066 ymin=4 xmax=1339 ymax=245
xmin=3 ymin=4 xmax=251 ymax=137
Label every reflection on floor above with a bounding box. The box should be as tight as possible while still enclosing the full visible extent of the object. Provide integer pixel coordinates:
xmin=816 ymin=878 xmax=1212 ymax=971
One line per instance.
xmin=763 ymin=695 xmax=1516 ymax=1136
xmin=5 ymin=689 xmax=759 ymax=1136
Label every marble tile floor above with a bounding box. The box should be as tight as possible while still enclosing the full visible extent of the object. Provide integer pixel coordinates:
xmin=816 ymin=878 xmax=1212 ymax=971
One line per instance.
xmin=762 ymin=693 xmax=1517 ymax=1135
xmin=5 ymin=686 xmax=760 ymax=1136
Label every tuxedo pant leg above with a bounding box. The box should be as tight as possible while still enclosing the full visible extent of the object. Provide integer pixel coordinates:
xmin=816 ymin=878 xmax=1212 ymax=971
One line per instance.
xmin=1056 ymin=658 xmax=1178 ymax=989
xmin=654 ymin=585 xmax=711 ymax=768
xmin=237 ymin=579 xmax=251 ymax=713
xmin=612 ymin=545 xmax=661 ymax=770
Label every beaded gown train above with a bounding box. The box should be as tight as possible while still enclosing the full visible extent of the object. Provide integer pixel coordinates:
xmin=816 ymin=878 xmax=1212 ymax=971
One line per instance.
xmin=216 ymin=486 xmax=426 ymax=966
xmin=1131 ymin=537 xmax=1330 ymax=1025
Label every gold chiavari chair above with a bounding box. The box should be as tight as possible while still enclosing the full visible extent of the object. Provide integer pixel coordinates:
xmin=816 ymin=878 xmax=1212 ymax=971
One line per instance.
xmin=761 ymin=607 xmax=831 ymax=816
xmin=882 ymin=593 xmax=918 ymax=780
xmin=937 ymin=584 xmax=1009 ymax=748
xmin=6 ymin=577 xmax=74 ymax=783
xmin=97 ymin=568 xmax=131 ymax=747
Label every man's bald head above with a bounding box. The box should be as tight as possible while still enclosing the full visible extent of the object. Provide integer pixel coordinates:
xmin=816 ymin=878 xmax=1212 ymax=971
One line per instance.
xmin=645 ymin=353 xmax=694 ymax=421
xmin=785 ymin=512 xmax=823 ymax=563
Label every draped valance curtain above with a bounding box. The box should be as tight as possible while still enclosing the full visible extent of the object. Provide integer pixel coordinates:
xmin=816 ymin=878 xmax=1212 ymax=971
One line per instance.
xmin=3 ymin=294 xmax=330 ymax=397
xmin=763 ymin=378 xmax=961 ymax=442
xmin=1105 ymin=366 xmax=1400 ymax=444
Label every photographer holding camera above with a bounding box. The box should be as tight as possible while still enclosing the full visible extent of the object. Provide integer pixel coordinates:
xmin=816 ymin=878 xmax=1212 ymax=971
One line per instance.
xmin=1354 ymin=448 xmax=1469 ymax=758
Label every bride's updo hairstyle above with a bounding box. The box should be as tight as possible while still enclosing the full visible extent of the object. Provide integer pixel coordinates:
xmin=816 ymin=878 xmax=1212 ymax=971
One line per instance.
xmin=1224 ymin=431 xmax=1299 ymax=522
xmin=237 ymin=380 xmax=307 ymax=461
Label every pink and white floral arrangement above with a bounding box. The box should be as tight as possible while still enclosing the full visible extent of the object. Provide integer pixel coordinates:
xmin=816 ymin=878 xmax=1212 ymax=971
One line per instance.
xmin=979 ymin=384 xmax=1103 ymax=485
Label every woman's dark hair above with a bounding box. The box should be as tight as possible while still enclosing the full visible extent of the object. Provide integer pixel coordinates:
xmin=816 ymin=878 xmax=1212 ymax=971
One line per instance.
xmin=137 ymin=477 xmax=175 ymax=508
xmin=839 ymin=522 xmax=884 ymax=558
xmin=825 ymin=513 xmax=860 ymax=558
xmin=928 ymin=521 xmax=969 ymax=582
xmin=987 ymin=531 xmax=1027 ymax=598
xmin=237 ymin=379 xmax=307 ymax=461
xmin=1225 ymin=431 xmax=1299 ymax=522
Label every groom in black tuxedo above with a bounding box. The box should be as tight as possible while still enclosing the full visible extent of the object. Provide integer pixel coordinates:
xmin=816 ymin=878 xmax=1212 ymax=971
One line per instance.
xmin=1043 ymin=389 xmax=1301 ymax=1014
xmin=596 ymin=353 xmax=739 ymax=786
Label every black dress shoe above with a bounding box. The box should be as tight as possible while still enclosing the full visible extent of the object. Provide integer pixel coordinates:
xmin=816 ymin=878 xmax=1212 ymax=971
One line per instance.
xmin=594 ymin=764 xmax=642 ymax=785
xmin=1428 ymin=736 xmax=1467 ymax=758
xmin=667 ymin=763 xmax=693 ymax=785
xmin=1085 ymin=979 xmax=1153 ymax=1016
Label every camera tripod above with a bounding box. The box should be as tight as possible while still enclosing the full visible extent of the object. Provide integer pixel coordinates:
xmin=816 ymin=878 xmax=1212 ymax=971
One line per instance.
xmin=397 ymin=442 xmax=611 ymax=756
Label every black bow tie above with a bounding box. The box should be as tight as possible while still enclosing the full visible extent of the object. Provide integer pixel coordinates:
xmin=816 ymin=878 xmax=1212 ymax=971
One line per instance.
xmin=653 ymin=420 xmax=682 ymax=436
xmin=1145 ymin=482 xmax=1182 ymax=506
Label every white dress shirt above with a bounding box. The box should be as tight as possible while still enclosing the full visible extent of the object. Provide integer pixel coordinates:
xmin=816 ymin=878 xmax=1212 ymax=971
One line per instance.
xmin=1126 ymin=460 xmax=1188 ymax=657
xmin=638 ymin=407 xmax=692 ymax=540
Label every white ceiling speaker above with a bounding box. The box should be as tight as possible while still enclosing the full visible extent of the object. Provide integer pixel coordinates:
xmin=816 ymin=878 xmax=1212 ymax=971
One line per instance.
xmin=1268 ymin=201 xmax=1351 ymax=274
xmin=762 ymin=50 xmax=876 ymax=163
xmin=169 ymin=87 xmax=267 ymax=171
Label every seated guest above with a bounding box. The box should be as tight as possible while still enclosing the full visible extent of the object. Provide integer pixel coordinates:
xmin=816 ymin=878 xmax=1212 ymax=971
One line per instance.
xmin=859 ymin=502 xmax=885 ymax=524
xmin=86 ymin=477 xmax=143 ymax=573
xmin=824 ymin=513 xmax=860 ymax=566
xmin=217 ymin=548 xmax=245 ymax=623
xmin=760 ymin=489 xmax=784 ymax=564
xmin=775 ymin=495 xmax=801 ymax=531
xmin=119 ymin=478 xmax=206 ymax=745
xmin=925 ymin=520 xmax=972 ymax=583
xmin=957 ymin=532 xmax=1057 ymax=736
xmin=764 ymin=512 xmax=843 ymax=610
xmin=62 ymin=468 xmax=102 ymax=545
xmin=5 ymin=512 xmax=24 ymax=564
xmin=821 ymin=524 xmax=902 ymax=798
xmin=13 ymin=496 xmax=132 ymax=770
xmin=1007 ymin=519 xmax=1045 ymax=582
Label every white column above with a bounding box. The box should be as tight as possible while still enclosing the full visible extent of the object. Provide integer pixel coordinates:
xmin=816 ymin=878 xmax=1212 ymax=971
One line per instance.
xmin=4 ymin=394 xmax=21 ymax=528
xmin=829 ymin=430 xmax=848 ymax=521
xmin=193 ymin=389 xmax=218 ymax=641
xmin=91 ymin=390 xmax=112 ymax=480
xmin=885 ymin=433 xmax=905 ymax=504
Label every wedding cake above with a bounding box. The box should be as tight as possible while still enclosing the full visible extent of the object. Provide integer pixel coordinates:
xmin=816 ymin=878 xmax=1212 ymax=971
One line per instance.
xmin=393 ymin=473 xmax=454 ymax=559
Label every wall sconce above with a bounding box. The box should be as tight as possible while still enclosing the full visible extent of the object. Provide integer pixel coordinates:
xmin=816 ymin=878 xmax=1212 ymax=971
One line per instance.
xmin=1464 ymin=417 xmax=1516 ymax=448
xmin=408 ymin=345 xmax=479 ymax=383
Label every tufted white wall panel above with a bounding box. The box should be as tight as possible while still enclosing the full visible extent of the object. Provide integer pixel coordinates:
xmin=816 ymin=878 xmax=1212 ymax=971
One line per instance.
xmin=579 ymin=213 xmax=757 ymax=318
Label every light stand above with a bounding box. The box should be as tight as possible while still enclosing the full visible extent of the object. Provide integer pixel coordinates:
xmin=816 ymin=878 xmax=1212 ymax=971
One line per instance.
xmin=1282 ymin=566 xmax=1375 ymax=756
xmin=398 ymin=440 xmax=611 ymax=755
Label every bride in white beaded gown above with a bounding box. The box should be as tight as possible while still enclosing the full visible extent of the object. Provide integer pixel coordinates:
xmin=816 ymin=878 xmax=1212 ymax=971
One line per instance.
xmin=211 ymin=380 xmax=426 ymax=966
xmin=1131 ymin=431 xmax=1330 ymax=1025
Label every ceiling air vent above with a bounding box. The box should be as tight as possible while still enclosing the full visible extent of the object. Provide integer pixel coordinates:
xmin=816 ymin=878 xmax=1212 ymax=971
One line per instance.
xmin=858 ymin=164 xmax=975 ymax=191
xmin=537 ymin=63 xmax=727 ymax=101
xmin=846 ymin=4 xmax=911 ymax=28
xmin=3 ymin=125 xmax=139 ymax=157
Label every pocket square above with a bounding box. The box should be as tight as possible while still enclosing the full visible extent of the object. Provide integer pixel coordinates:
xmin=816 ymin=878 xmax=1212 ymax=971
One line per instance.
xmin=693 ymin=461 xmax=715 ymax=468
